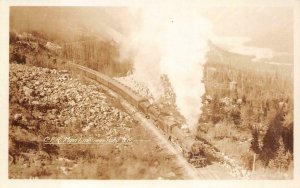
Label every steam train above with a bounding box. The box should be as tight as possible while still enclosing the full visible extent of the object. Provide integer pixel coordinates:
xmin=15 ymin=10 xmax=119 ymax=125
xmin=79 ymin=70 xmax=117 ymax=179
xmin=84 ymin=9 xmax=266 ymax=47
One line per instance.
xmin=67 ymin=62 xmax=216 ymax=167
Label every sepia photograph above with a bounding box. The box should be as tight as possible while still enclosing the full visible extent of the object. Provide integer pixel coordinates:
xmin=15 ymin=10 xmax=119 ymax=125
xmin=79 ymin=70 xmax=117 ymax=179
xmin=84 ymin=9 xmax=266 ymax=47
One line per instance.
xmin=1 ymin=1 xmax=298 ymax=184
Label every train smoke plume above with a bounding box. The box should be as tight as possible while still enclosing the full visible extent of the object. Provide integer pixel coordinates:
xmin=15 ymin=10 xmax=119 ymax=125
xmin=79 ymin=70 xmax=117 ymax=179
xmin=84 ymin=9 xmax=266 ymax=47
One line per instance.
xmin=120 ymin=6 xmax=212 ymax=130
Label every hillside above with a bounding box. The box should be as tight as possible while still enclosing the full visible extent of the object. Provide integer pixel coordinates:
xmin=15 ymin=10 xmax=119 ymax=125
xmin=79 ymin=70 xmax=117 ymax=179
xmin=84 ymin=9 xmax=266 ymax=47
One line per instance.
xmin=9 ymin=28 xmax=294 ymax=179
xmin=9 ymin=33 xmax=189 ymax=179
xmin=196 ymin=41 xmax=293 ymax=179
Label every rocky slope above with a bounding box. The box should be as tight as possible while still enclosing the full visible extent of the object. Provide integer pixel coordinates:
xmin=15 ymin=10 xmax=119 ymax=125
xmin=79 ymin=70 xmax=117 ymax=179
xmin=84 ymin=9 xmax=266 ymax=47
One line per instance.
xmin=9 ymin=63 xmax=185 ymax=179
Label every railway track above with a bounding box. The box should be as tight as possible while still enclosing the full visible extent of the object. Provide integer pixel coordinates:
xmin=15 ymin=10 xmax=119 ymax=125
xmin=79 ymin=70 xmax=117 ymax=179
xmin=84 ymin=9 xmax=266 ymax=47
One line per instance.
xmin=64 ymin=62 xmax=238 ymax=179
xmin=85 ymin=76 xmax=234 ymax=179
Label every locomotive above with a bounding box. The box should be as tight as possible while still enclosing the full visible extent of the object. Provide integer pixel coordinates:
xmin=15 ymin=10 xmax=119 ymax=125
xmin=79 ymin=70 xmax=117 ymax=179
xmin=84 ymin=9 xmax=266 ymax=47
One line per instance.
xmin=67 ymin=62 xmax=217 ymax=167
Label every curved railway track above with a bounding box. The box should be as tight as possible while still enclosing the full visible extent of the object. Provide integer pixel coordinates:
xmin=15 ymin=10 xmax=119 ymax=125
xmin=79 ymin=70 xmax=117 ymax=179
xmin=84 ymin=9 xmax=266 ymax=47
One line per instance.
xmin=64 ymin=62 xmax=239 ymax=179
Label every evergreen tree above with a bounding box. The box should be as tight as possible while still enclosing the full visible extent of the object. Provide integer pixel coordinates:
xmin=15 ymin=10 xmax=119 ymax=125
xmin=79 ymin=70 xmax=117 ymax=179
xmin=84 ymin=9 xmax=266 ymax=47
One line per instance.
xmin=261 ymin=109 xmax=284 ymax=165
xmin=250 ymin=126 xmax=261 ymax=154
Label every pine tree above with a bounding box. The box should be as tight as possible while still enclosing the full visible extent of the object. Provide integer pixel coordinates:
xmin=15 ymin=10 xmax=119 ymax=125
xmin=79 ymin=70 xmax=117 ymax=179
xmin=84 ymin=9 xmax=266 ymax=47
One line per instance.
xmin=261 ymin=110 xmax=284 ymax=165
xmin=250 ymin=127 xmax=261 ymax=154
xmin=268 ymin=138 xmax=292 ymax=170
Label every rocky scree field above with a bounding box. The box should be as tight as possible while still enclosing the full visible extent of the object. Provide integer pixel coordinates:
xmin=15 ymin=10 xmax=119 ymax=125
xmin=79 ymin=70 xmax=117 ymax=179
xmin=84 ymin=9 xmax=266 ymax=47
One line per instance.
xmin=9 ymin=63 xmax=185 ymax=179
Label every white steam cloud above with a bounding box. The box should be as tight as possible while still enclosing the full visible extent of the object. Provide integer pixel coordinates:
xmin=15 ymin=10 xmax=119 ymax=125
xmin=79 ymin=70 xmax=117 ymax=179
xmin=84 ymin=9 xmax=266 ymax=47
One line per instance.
xmin=120 ymin=6 xmax=212 ymax=130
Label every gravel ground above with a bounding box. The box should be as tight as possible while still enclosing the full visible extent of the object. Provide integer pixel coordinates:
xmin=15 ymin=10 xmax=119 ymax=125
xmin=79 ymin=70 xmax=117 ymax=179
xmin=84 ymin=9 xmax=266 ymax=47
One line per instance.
xmin=10 ymin=63 xmax=133 ymax=138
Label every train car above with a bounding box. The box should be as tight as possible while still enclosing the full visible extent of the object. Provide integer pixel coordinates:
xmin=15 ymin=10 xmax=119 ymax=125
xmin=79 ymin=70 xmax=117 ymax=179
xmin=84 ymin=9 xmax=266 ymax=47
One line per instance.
xmin=106 ymin=78 xmax=125 ymax=96
xmin=114 ymin=81 xmax=136 ymax=106
xmin=85 ymin=67 xmax=97 ymax=80
xmin=138 ymin=100 xmax=151 ymax=114
xmin=121 ymin=84 xmax=147 ymax=108
xmin=107 ymin=79 xmax=144 ymax=108
xmin=117 ymin=82 xmax=135 ymax=105
xmin=95 ymin=72 xmax=110 ymax=87
xmin=147 ymin=105 xmax=161 ymax=120
xmin=68 ymin=62 xmax=148 ymax=109
xmin=157 ymin=115 xmax=178 ymax=136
